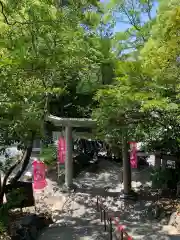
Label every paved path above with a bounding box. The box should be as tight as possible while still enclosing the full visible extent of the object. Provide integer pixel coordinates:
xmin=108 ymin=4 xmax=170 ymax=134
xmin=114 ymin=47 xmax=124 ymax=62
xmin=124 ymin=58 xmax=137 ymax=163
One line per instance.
xmin=37 ymin=160 xmax=180 ymax=240
xmin=38 ymin=199 xmax=108 ymax=240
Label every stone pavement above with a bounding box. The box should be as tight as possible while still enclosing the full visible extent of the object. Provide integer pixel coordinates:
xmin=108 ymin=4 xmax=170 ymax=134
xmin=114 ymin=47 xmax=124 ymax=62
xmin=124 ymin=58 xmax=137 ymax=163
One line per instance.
xmin=37 ymin=160 xmax=180 ymax=240
xmin=38 ymin=225 xmax=107 ymax=240
xmin=38 ymin=207 xmax=108 ymax=240
xmin=37 ymin=212 xmax=180 ymax=240
xmin=38 ymin=212 xmax=180 ymax=240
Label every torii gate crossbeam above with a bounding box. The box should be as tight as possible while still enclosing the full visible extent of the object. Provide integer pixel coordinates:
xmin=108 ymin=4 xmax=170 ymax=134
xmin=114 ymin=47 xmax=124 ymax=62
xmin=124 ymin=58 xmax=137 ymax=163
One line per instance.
xmin=46 ymin=115 xmax=96 ymax=188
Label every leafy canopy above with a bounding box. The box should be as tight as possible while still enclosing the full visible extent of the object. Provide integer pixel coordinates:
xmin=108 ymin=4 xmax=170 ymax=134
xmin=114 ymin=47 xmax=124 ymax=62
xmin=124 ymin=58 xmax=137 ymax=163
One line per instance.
xmin=94 ymin=0 xmax=180 ymax=155
xmin=0 ymin=0 xmax=103 ymax=147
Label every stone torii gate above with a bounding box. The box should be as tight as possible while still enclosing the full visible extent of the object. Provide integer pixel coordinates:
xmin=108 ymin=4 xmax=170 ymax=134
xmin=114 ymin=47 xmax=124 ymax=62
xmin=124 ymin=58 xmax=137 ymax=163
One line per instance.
xmin=47 ymin=115 xmax=132 ymax=195
xmin=47 ymin=115 xmax=96 ymax=188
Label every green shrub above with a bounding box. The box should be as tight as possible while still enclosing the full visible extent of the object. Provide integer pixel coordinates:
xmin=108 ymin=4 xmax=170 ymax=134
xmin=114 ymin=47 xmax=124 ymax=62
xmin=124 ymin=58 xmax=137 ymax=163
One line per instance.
xmin=0 ymin=188 xmax=27 ymax=234
xmin=40 ymin=144 xmax=57 ymax=166
xmin=0 ymin=219 xmax=5 ymax=234
xmin=151 ymin=168 xmax=180 ymax=189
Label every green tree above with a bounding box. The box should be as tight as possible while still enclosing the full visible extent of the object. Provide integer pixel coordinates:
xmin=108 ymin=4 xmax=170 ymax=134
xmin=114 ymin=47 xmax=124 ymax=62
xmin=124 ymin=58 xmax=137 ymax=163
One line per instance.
xmin=94 ymin=0 xmax=180 ymax=153
xmin=0 ymin=0 xmax=102 ymax=203
xmin=93 ymin=58 xmax=153 ymax=195
xmin=93 ymin=0 xmax=180 ymax=194
xmin=92 ymin=0 xmax=159 ymax=195
xmin=52 ymin=2 xmax=117 ymax=119
xmin=140 ymin=0 xmax=180 ymax=156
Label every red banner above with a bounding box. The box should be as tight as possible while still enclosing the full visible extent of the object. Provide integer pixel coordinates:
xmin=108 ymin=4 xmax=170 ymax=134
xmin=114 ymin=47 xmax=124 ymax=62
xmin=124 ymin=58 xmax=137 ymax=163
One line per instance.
xmin=58 ymin=137 xmax=66 ymax=164
xmin=129 ymin=142 xmax=137 ymax=168
xmin=32 ymin=159 xmax=47 ymax=190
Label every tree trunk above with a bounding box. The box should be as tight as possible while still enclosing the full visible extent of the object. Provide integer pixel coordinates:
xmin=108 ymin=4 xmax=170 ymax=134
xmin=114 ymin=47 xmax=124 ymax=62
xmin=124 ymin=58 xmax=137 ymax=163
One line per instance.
xmin=162 ymin=159 xmax=167 ymax=170
xmin=155 ymin=153 xmax=161 ymax=169
xmin=122 ymin=130 xmax=131 ymax=195
xmin=0 ymin=135 xmax=34 ymax=204
xmin=10 ymin=140 xmax=33 ymax=184
xmin=0 ymin=159 xmax=22 ymax=204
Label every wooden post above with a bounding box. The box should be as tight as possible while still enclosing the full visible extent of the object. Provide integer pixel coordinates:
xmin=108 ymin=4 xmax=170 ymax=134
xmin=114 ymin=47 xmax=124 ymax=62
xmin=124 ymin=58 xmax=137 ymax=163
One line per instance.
xmin=109 ymin=218 xmax=112 ymax=240
xmin=57 ymin=162 xmax=60 ymax=179
xmin=100 ymin=206 xmax=103 ymax=222
xmin=155 ymin=153 xmax=161 ymax=169
xmin=162 ymin=159 xmax=167 ymax=170
xmin=122 ymin=130 xmax=131 ymax=195
xmin=96 ymin=197 xmax=99 ymax=211
xmin=120 ymin=230 xmax=123 ymax=240
xmin=103 ymin=210 xmax=106 ymax=231
xmin=65 ymin=126 xmax=73 ymax=188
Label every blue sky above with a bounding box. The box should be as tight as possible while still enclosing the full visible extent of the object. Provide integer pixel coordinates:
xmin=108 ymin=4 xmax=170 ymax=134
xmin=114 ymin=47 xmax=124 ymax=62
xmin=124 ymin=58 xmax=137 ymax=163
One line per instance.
xmin=100 ymin=0 xmax=158 ymax=33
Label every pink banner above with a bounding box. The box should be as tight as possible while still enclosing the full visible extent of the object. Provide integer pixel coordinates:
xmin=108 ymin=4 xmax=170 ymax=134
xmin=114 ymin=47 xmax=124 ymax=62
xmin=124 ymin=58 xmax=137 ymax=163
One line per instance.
xmin=58 ymin=137 xmax=66 ymax=164
xmin=129 ymin=142 xmax=137 ymax=168
xmin=32 ymin=160 xmax=47 ymax=190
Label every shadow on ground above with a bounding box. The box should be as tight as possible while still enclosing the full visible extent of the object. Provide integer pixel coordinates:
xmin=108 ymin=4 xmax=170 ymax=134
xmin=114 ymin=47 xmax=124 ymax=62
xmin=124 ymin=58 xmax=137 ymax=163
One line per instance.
xmin=37 ymin=160 xmax=180 ymax=240
xmin=38 ymin=214 xmax=108 ymax=240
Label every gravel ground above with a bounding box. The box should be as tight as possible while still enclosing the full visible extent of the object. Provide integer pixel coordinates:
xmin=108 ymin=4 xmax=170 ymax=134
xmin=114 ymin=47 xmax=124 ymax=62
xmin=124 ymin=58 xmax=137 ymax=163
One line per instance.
xmin=35 ymin=160 xmax=180 ymax=240
xmin=1 ymin=149 xmax=179 ymax=239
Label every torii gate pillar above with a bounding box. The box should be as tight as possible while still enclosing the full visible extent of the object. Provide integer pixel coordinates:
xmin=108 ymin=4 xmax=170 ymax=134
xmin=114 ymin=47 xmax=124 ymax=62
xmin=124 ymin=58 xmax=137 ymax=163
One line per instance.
xmin=65 ymin=126 xmax=73 ymax=188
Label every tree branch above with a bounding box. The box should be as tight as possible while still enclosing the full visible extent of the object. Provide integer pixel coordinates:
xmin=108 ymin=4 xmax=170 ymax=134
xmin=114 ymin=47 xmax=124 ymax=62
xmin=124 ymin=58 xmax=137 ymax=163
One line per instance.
xmin=0 ymin=0 xmax=61 ymax=26
xmin=0 ymin=158 xmax=22 ymax=204
xmin=0 ymin=0 xmax=29 ymax=25
xmin=9 ymin=131 xmax=35 ymax=185
xmin=147 ymin=0 xmax=152 ymax=20
xmin=119 ymin=2 xmax=146 ymax=43
xmin=0 ymin=0 xmax=11 ymax=25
